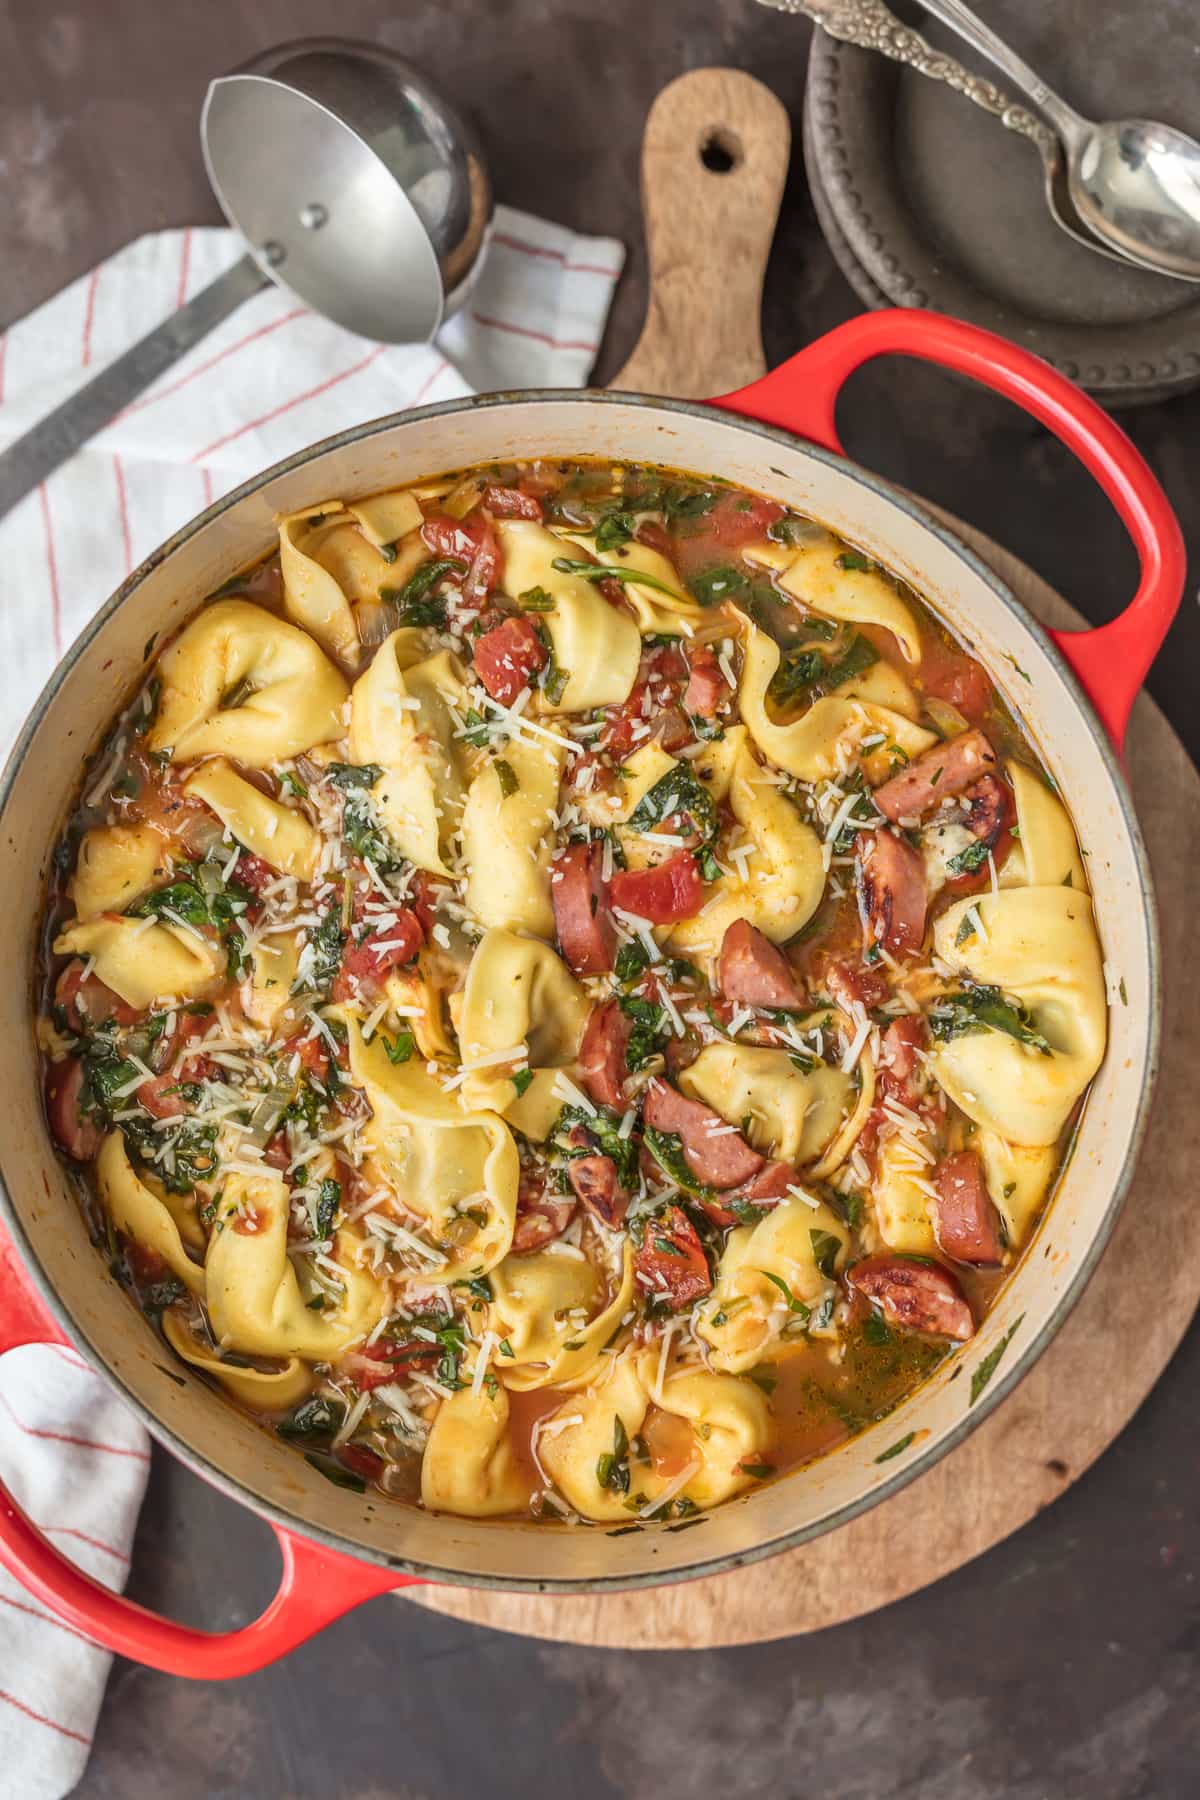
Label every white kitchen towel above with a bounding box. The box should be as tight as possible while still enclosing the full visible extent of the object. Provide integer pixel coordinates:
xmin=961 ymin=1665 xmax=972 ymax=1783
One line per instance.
xmin=0 ymin=207 xmax=623 ymax=1795
xmin=0 ymin=1345 xmax=150 ymax=1797
xmin=0 ymin=206 xmax=624 ymax=757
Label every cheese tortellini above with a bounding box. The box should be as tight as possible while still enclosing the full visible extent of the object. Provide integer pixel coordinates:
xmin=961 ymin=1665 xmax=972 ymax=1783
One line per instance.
xmin=148 ymin=600 xmax=348 ymax=766
xmin=495 ymin=521 xmax=640 ymax=711
xmin=695 ymin=1198 xmax=848 ymax=1373
xmin=54 ymin=915 xmax=223 ymax=1009
xmin=679 ymin=1041 xmax=853 ymax=1166
xmin=349 ymin=631 xmax=472 ymax=876
xmin=931 ymin=887 xmax=1106 ymax=1146
xmin=455 ymin=930 xmax=590 ymax=1139
xmin=461 ymin=736 xmax=565 ymax=937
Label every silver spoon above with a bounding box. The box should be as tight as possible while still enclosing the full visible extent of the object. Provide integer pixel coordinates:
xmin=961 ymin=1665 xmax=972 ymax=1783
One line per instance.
xmin=759 ymin=0 xmax=1200 ymax=278
xmin=0 ymin=38 xmax=492 ymax=523
xmin=915 ymin=0 xmax=1200 ymax=281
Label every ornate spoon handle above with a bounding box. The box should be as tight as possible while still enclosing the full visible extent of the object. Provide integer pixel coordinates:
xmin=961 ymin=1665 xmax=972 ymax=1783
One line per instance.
xmin=757 ymin=0 xmax=1057 ymax=154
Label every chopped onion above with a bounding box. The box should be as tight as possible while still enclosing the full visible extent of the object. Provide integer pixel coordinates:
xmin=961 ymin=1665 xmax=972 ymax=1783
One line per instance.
xmin=442 ymin=474 xmax=485 ymax=520
xmin=923 ymin=697 xmax=970 ymax=740
xmin=356 ymin=598 xmax=402 ymax=648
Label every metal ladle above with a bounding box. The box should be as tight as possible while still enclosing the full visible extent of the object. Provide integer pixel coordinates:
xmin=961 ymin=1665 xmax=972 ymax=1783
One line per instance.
xmin=0 ymin=38 xmax=492 ymax=522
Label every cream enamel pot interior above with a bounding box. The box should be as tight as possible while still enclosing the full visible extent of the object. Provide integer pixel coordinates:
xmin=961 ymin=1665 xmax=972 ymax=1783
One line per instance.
xmin=0 ymin=311 xmax=1184 ymax=1676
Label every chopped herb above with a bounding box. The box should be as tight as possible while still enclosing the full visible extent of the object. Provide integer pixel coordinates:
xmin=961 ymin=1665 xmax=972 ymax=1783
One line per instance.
xmin=835 ymin=550 xmax=872 ymax=572
xmin=929 ymin=984 xmax=1051 ymax=1056
xmin=299 ymin=904 xmax=345 ymax=994
xmin=642 ymin=1127 xmax=714 ymax=1202
xmin=1118 ymin=977 xmax=1128 ymax=1006
xmin=555 ymin=1104 xmax=639 ymax=1188
xmin=875 ymin=1431 xmax=915 ymax=1464
xmin=278 ymin=1395 xmax=346 ymax=1441
xmin=517 ymin=586 xmax=556 ymax=612
xmin=381 ymin=556 xmax=466 ymax=627
xmin=493 ymin=757 xmax=519 ymax=798
xmin=453 ymin=1277 xmax=493 ymax=1303
xmin=688 ymin=564 xmax=747 ymax=607
xmin=461 ymin=708 xmax=491 ymax=747
xmin=279 ymin=769 xmax=308 ymax=800
xmin=303 ymin=1452 xmax=366 ymax=1493
xmin=617 ymin=993 xmax=669 ymax=1072
xmin=628 ymin=766 xmax=717 ymax=844
xmin=314 ymin=1178 xmax=342 ymax=1240
xmin=766 ymin=515 xmax=806 ymax=546
xmin=324 ymin=762 xmax=384 ymax=790
xmin=550 ymin=556 xmax=682 ymax=599
xmin=614 ymin=940 xmax=650 ymax=984
xmin=596 ymin=1414 xmax=631 ymax=1493
xmin=862 ymin=1310 xmax=892 ymax=1347
xmin=380 ymin=1031 xmax=414 ymax=1065
xmin=511 ymin=1067 xmax=534 ymax=1097
xmin=946 ymin=839 xmax=990 ymax=877
xmin=498 ymin=1338 xmax=515 ymax=1358
xmin=955 ymin=912 xmax=978 ymax=947
xmin=594 ymin=510 xmax=636 ymax=553
xmin=740 ymin=1462 xmax=776 ymax=1480
xmin=696 ymin=844 xmax=722 ymax=883
xmin=768 ymin=632 xmax=878 ymax=709
xmin=809 ymin=1229 xmax=842 ymax=1279
xmin=541 ymin=647 xmax=570 ymax=706
xmin=663 ymin=486 xmax=718 ymax=522
xmin=969 ymin=1315 xmax=1025 ymax=1406
xmin=759 ymin=1269 xmax=810 ymax=1318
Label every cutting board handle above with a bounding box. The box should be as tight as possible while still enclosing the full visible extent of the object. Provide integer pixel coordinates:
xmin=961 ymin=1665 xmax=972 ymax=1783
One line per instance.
xmin=611 ymin=68 xmax=791 ymax=398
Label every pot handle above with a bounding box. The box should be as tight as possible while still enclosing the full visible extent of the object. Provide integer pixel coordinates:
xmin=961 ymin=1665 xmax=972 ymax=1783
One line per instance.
xmin=0 ymin=1225 xmax=420 ymax=1677
xmin=712 ymin=309 xmax=1186 ymax=750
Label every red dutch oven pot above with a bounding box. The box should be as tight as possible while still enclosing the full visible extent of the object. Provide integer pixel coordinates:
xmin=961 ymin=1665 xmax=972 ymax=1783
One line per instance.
xmin=0 ymin=310 xmax=1185 ymax=1675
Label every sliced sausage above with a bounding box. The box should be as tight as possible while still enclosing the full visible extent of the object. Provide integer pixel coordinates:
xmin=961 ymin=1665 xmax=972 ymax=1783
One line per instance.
xmin=848 ymin=1254 xmax=975 ymax=1341
xmin=684 ymin=644 xmax=726 ymax=718
xmin=481 ymin=483 xmax=543 ymax=521
xmin=54 ymin=960 xmax=141 ymax=1031
xmin=609 ymin=849 xmax=704 ymax=925
xmin=633 ymin=1204 xmax=712 ymax=1311
xmin=472 ymin=614 xmax=548 ymax=706
xmin=872 ymin=730 xmax=997 ymax=824
xmin=932 ymin=1150 xmax=1005 ymax=1267
xmin=512 ymin=1166 xmax=577 ymax=1254
xmin=718 ymin=919 xmax=806 ymax=1010
xmin=963 ymin=773 xmax=1014 ymax=849
xmin=578 ymin=1000 xmax=632 ymax=1109
xmin=551 ymin=841 xmax=617 ymax=976
xmin=642 ymin=1078 xmax=764 ymax=1191
xmin=857 ymin=829 xmax=927 ymax=958
xmin=45 ymin=1058 xmax=103 ymax=1163
xmin=565 ymin=1131 xmax=629 ymax=1230
xmin=877 ymin=1017 xmax=928 ymax=1107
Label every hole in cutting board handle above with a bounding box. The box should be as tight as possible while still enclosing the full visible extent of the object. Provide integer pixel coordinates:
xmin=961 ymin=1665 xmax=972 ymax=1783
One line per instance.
xmin=700 ymin=128 xmax=741 ymax=173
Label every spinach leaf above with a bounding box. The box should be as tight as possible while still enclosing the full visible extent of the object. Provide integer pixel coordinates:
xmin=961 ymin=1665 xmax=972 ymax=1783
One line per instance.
xmin=688 ymin=564 xmax=747 ymax=608
xmin=594 ymin=510 xmax=636 ymax=553
xmin=767 ymin=632 xmax=879 ymax=709
xmin=550 ymin=557 xmax=682 ymax=599
xmin=380 ymin=556 xmax=466 ymax=626
xmin=324 ymin=762 xmax=383 ymax=790
xmin=314 ymin=1178 xmax=342 ymax=1240
xmin=642 ymin=1127 xmax=715 ymax=1202
xmin=929 ymin=984 xmax=1051 ymax=1056
xmin=554 ymin=1104 xmax=638 ymax=1188
xmin=809 ymin=1229 xmax=842 ymax=1280
xmin=627 ymin=766 xmax=717 ymax=844
xmin=278 ymin=1395 xmax=346 ymax=1442
xmin=617 ymin=993 xmax=669 ymax=1072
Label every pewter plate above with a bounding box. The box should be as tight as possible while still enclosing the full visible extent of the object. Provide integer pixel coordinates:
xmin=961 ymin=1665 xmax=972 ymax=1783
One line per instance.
xmin=804 ymin=7 xmax=1200 ymax=405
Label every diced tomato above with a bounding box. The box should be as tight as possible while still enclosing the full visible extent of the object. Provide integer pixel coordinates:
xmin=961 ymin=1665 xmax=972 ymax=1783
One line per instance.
xmin=609 ymin=850 xmax=705 ymax=924
xmin=137 ymin=1057 xmax=213 ymax=1120
xmin=54 ymin=960 xmax=141 ymax=1031
xmin=331 ymin=910 xmax=424 ymax=1004
xmin=345 ymin=1342 xmax=439 ymax=1391
xmin=482 ymin=483 xmax=543 ymax=520
xmin=631 ymin=519 xmax=669 ymax=554
xmin=279 ymin=1031 xmax=332 ymax=1083
xmin=233 ymin=851 xmax=276 ymax=898
xmin=822 ymin=958 xmax=890 ymax=1012
xmin=601 ymin=643 xmax=690 ymax=756
xmin=472 ymin=614 xmax=548 ymax=706
xmin=634 ymin=1205 xmax=712 ymax=1311
xmin=410 ymin=870 xmax=449 ymax=937
xmin=683 ymin=643 xmax=727 ymax=718
xmin=690 ymin=491 xmax=783 ymax=549
xmin=917 ymin=637 xmax=994 ymax=725
xmin=421 ymin=511 xmax=500 ymax=601
xmin=45 ymin=1058 xmax=103 ymax=1162
xmin=337 ymin=1444 xmax=385 ymax=1483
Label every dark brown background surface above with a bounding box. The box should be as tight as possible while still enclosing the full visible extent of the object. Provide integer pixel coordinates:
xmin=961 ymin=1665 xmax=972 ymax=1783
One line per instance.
xmin=2 ymin=1 xmax=1199 ymax=1794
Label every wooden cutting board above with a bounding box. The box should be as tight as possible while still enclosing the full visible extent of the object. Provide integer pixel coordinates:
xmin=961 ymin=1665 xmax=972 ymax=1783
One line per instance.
xmin=407 ymin=70 xmax=1200 ymax=1646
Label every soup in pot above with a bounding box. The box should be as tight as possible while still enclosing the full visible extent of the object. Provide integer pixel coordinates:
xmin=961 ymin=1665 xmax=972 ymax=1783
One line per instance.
xmin=36 ymin=459 xmax=1107 ymax=1525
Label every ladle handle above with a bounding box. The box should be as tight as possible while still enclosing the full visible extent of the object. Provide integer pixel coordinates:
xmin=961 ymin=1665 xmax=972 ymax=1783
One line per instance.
xmin=0 ymin=252 xmax=269 ymax=525
xmin=611 ymin=68 xmax=791 ymax=398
